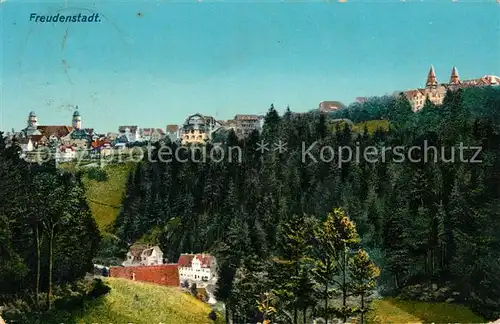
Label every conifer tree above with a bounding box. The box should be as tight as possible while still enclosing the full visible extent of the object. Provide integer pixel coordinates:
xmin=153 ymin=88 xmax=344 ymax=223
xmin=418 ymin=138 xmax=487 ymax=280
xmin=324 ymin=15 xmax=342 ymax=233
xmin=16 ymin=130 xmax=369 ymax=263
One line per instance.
xmin=348 ymin=249 xmax=380 ymax=324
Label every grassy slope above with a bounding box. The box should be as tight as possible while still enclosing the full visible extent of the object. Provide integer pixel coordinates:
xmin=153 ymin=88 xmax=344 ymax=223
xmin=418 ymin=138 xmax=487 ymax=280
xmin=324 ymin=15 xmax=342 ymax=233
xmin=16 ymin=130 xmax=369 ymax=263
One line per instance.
xmin=48 ymin=277 xmax=223 ymax=324
xmin=83 ymin=163 xmax=133 ymax=231
xmin=328 ymin=119 xmax=390 ymax=135
xmin=59 ymin=161 xmax=133 ymax=231
xmin=352 ymin=120 xmax=390 ymax=134
xmin=362 ymin=298 xmax=485 ymax=324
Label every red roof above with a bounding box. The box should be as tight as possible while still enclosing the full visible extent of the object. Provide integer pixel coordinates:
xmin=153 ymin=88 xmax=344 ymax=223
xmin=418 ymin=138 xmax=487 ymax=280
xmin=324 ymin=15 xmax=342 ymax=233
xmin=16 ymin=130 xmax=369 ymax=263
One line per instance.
xmin=177 ymin=254 xmax=214 ymax=268
xmin=91 ymin=139 xmax=110 ymax=149
xmin=177 ymin=254 xmax=195 ymax=267
xmin=194 ymin=254 xmax=213 ymax=268
xmin=109 ymin=264 xmax=179 ymax=287
xmin=37 ymin=126 xmax=72 ymax=138
xmin=30 ymin=135 xmax=45 ymax=143
xmin=59 ymin=143 xmax=74 ymax=150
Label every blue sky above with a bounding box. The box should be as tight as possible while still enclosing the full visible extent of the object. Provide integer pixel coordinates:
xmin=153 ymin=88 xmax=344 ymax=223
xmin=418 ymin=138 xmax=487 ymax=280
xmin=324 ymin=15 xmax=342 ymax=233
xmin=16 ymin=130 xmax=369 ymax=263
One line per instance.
xmin=1 ymin=1 xmax=499 ymax=133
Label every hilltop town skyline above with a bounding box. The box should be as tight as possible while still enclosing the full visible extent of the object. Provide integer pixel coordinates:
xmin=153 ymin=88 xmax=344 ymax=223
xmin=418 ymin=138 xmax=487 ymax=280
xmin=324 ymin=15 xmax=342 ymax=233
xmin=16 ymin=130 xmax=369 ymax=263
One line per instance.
xmin=1 ymin=2 xmax=499 ymax=132
xmin=5 ymin=65 xmax=499 ymax=136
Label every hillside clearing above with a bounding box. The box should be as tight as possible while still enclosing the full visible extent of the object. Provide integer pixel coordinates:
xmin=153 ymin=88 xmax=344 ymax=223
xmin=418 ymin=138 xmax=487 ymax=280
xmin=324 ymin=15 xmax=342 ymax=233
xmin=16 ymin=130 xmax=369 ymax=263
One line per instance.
xmin=47 ymin=277 xmax=223 ymax=324
xmin=363 ymin=298 xmax=485 ymax=324
xmin=82 ymin=163 xmax=133 ymax=231
xmin=328 ymin=119 xmax=390 ymax=135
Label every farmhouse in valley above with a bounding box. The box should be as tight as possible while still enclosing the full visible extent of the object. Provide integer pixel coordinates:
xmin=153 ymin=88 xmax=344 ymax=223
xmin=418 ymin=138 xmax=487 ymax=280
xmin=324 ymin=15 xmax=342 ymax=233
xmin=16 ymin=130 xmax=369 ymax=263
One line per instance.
xmin=122 ymin=244 xmax=164 ymax=266
xmin=177 ymin=253 xmax=217 ymax=286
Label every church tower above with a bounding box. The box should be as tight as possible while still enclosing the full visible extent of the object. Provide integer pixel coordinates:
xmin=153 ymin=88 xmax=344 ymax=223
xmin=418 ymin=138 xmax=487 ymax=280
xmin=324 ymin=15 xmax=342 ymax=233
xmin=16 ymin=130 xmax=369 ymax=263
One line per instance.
xmin=72 ymin=107 xmax=81 ymax=130
xmin=449 ymin=66 xmax=460 ymax=84
xmin=426 ymin=65 xmax=438 ymax=88
xmin=27 ymin=111 xmax=38 ymax=128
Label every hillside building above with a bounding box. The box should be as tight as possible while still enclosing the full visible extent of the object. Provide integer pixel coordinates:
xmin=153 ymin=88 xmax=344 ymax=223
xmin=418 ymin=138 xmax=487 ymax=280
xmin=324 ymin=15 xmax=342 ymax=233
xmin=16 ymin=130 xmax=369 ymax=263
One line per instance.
xmin=399 ymin=66 xmax=500 ymax=111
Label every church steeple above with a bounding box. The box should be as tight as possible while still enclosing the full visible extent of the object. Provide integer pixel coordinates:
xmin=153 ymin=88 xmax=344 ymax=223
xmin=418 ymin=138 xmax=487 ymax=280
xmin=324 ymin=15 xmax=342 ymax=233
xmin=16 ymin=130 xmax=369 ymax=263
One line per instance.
xmin=426 ymin=65 xmax=438 ymax=87
xmin=449 ymin=66 xmax=460 ymax=84
xmin=72 ymin=106 xmax=81 ymax=130
xmin=27 ymin=111 xmax=38 ymax=128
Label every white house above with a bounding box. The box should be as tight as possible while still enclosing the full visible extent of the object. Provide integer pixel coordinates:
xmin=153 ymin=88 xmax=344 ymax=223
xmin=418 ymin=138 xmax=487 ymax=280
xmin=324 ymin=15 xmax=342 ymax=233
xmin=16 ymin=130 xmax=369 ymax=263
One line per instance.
xmin=22 ymin=138 xmax=34 ymax=152
xmin=139 ymin=128 xmax=165 ymax=143
xmin=123 ymin=245 xmax=164 ymax=266
xmin=177 ymin=253 xmax=217 ymax=286
xmin=55 ymin=145 xmax=76 ymax=162
xmin=118 ymin=126 xmax=140 ymax=143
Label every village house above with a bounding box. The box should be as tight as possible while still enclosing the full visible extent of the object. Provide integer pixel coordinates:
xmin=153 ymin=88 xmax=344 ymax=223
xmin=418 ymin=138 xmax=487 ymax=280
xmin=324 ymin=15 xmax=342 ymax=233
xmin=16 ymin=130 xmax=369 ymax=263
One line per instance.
xmin=118 ymin=126 xmax=140 ymax=143
xmin=180 ymin=114 xmax=212 ymax=145
xmin=90 ymin=139 xmax=112 ymax=158
xmin=166 ymin=124 xmax=180 ymax=142
xmin=177 ymin=253 xmax=218 ymax=305
xmin=139 ymin=128 xmax=165 ymax=143
xmin=177 ymin=253 xmax=217 ymax=285
xmin=318 ymin=101 xmax=346 ymax=113
xmin=123 ymin=245 xmax=164 ymax=266
xmin=55 ymin=143 xmax=76 ymax=162
xmin=106 ymin=132 xmax=119 ymax=141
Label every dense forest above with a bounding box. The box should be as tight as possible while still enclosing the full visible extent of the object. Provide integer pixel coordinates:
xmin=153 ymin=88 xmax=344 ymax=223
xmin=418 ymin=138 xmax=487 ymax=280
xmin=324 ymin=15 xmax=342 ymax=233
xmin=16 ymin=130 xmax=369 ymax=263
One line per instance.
xmin=113 ymin=87 xmax=500 ymax=322
xmin=0 ymin=137 xmax=103 ymax=322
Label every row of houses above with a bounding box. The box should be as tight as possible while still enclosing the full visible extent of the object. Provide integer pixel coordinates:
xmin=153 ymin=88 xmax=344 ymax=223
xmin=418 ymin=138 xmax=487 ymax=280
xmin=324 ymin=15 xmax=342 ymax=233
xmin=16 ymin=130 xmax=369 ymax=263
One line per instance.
xmin=8 ymin=66 xmax=499 ymax=155
xmin=106 ymin=245 xmax=218 ymax=304
xmin=171 ymin=113 xmax=266 ymax=145
xmin=120 ymin=245 xmax=217 ymax=285
xmin=8 ymin=99 xmax=351 ymax=156
xmin=7 ymin=110 xmax=270 ymax=159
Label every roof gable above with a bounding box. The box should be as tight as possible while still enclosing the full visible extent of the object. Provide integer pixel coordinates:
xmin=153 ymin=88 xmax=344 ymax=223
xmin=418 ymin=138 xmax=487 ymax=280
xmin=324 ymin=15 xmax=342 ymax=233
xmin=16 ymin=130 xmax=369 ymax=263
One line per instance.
xmin=119 ymin=126 xmax=138 ymax=133
xmin=177 ymin=254 xmax=195 ymax=267
xmin=166 ymin=125 xmax=179 ymax=133
xmin=194 ymin=254 xmax=214 ymax=268
xmin=37 ymin=126 xmax=73 ymax=138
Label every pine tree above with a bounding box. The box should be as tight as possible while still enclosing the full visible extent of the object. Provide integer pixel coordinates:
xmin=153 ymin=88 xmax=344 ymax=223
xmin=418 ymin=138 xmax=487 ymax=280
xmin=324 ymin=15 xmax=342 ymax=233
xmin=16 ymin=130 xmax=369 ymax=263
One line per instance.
xmin=348 ymin=249 xmax=380 ymax=324
xmin=263 ymin=104 xmax=281 ymax=140
xmin=313 ymin=208 xmax=360 ymax=323
xmin=272 ymin=215 xmax=314 ymax=324
xmin=316 ymin=113 xmax=328 ymax=140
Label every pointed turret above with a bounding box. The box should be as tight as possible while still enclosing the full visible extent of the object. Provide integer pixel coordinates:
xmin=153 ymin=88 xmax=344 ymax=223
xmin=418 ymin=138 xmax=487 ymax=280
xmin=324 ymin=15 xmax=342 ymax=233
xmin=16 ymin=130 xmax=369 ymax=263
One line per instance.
xmin=449 ymin=66 xmax=460 ymax=84
xmin=426 ymin=65 xmax=438 ymax=87
xmin=28 ymin=111 xmax=38 ymax=128
xmin=72 ymin=106 xmax=81 ymax=130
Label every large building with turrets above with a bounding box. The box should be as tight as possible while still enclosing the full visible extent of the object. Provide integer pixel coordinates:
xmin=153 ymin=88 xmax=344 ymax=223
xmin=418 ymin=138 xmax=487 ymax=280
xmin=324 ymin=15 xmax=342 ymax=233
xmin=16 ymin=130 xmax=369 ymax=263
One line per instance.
xmin=398 ymin=66 xmax=500 ymax=111
xmin=16 ymin=108 xmax=94 ymax=149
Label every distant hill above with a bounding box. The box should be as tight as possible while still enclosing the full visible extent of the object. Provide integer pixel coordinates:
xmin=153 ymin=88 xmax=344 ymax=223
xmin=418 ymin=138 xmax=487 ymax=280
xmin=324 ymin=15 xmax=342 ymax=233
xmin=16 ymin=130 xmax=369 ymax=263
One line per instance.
xmin=46 ymin=277 xmax=223 ymax=324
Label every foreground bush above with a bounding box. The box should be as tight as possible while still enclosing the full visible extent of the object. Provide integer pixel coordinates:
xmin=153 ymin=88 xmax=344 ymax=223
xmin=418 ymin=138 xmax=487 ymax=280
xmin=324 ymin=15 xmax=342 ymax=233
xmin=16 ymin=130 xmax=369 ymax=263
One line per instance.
xmin=1 ymin=275 xmax=111 ymax=322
